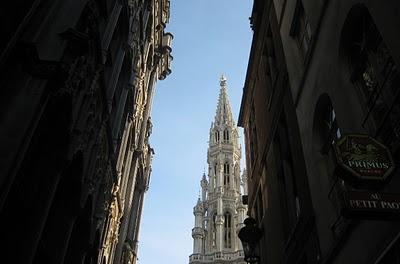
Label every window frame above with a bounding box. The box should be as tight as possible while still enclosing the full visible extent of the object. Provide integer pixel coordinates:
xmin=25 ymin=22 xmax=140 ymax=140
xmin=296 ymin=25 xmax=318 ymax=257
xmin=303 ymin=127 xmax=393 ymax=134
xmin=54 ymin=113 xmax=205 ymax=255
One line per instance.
xmin=290 ymin=0 xmax=312 ymax=61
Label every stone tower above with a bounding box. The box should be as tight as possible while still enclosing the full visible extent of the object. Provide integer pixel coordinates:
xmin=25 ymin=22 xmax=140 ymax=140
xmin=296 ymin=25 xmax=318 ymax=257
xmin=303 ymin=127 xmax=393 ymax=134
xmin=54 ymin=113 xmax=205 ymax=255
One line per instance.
xmin=189 ymin=75 xmax=247 ymax=264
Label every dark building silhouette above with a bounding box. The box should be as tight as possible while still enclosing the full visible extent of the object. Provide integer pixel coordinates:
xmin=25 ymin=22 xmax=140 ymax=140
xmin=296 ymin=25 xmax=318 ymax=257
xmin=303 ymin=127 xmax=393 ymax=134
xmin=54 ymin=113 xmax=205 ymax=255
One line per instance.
xmin=239 ymin=0 xmax=400 ymax=263
xmin=0 ymin=0 xmax=172 ymax=263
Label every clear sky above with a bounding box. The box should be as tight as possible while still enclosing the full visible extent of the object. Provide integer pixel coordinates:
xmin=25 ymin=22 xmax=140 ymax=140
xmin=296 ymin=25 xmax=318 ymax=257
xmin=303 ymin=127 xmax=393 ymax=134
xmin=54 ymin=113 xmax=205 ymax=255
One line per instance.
xmin=138 ymin=1 xmax=253 ymax=263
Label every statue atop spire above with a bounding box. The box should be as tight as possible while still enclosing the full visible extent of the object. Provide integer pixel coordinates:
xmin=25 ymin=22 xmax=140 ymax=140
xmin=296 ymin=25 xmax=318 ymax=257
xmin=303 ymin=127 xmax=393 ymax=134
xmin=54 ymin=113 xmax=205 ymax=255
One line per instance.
xmin=220 ymin=74 xmax=227 ymax=87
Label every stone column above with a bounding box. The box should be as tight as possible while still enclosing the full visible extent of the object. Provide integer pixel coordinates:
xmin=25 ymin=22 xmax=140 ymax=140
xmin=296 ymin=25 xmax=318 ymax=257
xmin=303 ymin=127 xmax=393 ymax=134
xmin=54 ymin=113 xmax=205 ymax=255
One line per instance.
xmin=241 ymin=170 xmax=248 ymax=195
xmin=215 ymin=214 xmax=224 ymax=252
xmin=192 ymin=199 xmax=204 ymax=254
xmin=236 ymin=204 xmax=246 ymax=251
xmin=215 ymin=191 xmax=224 ymax=252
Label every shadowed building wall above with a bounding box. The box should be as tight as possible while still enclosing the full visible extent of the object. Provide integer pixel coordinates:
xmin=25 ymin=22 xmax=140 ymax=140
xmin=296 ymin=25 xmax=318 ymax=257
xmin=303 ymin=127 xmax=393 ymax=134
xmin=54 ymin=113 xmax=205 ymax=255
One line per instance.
xmin=239 ymin=0 xmax=400 ymax=263
xmin=0 ymin=0 xmax=172 ymax=263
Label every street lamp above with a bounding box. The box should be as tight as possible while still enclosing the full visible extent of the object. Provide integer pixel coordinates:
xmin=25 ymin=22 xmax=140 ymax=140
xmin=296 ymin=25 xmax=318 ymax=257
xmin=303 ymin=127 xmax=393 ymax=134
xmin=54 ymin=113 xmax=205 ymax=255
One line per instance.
xmin=238 ymin=217 xmax=263 ymax=264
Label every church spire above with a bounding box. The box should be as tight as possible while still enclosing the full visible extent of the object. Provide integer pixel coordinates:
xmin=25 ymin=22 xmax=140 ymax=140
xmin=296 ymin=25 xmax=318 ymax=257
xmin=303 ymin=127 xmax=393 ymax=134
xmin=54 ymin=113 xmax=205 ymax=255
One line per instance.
xmin=189 ymin=74 xmax=246 ymax=264
xmin=214 ymin=75 xmax=235 ymax=126
xmin=210 ymin=75 xmax=239 ymax=149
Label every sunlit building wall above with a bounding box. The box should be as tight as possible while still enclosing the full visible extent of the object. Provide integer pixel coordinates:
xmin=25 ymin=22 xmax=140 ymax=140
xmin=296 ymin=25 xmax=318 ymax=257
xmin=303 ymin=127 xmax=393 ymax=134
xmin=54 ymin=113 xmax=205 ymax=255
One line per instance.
xmin=189 ymin=76 xmax=247 ymax=264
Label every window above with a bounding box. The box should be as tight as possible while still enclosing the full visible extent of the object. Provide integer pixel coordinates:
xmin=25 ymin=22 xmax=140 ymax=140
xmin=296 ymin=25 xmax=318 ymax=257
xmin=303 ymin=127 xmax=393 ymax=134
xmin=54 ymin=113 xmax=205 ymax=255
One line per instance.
xmin=343 ymin=5 xmax=400 ymax=158
xmin=290 ymin=0 xmax=312 ymax=60
xmin=321 ymin=105 xmax=341 ymax=154
xmin=215 ymin=130 xmax=220 ymax=143
xmin=223 ymin=163 xmax=230 ymax=186
xmin=223 ymin=163 xmax=230 ymax=174
xmin=213 ymin=163 xmax=218 ymax=188
xmin=224 ymin=212 xmax=232 ymax=248
xmin=249 ymin=102 xmax=258 ymax=165
xmin=223 ymin=129 xmax=230 ymax=142
xmin=313 ymin=95 xmax=341 ymax=155
xmin=265 ymin=26 xmax=278 ymax=88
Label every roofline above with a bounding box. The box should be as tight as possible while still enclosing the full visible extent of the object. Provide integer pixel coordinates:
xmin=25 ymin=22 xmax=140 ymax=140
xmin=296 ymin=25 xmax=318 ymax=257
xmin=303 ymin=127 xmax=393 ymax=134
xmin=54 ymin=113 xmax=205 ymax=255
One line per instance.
xmin=238 ymin=0 xmax=263 ymax=127
xmin=238 ymin=28 xmax=257 ymax=127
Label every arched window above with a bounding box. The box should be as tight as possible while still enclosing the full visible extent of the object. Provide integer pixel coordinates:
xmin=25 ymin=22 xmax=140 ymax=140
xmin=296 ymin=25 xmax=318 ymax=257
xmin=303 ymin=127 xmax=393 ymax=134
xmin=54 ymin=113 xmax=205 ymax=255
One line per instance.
xmin=223 ymin=163 xmax=230 ymax=174
xmin=224 ymin=212 xmax=232 ymax=248
xmin=215 ymin=130 xmax=220 ymax=143
xmin=341 ymin=4 xmax=400 ymax=158
xmin=223 ymin=163 xmax=230 ymax=186
xmin=223 ymin=129 xmax=230 ymax=142
xmin=249 ymin=102 xmax=258 ymax=165
xmin=213 ymin=163 xmax=218 ymax=188
xmin=313 ymin=95 xmax=341 ymax=155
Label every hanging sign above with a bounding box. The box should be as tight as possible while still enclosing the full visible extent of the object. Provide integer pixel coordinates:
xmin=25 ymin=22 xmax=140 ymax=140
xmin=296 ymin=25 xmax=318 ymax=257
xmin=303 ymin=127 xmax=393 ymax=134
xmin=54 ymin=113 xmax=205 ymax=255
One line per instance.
xmin=342 ymin=190 xmax=400 ymax=219
xmin=334 ymin=134 xmax=395 ymax=182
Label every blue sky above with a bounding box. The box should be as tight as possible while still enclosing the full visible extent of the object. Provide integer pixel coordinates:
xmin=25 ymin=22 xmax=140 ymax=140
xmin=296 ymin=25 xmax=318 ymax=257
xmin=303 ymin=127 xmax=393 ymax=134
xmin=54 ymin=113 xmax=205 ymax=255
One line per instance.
xmin=138 ymin=1 xmax=253 ymax=263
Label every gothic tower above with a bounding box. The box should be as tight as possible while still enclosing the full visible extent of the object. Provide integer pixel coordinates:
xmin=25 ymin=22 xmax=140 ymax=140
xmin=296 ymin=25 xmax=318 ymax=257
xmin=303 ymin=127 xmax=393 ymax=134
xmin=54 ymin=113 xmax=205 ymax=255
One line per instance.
xmin=189 ymin=75 xmax=247 ymax=264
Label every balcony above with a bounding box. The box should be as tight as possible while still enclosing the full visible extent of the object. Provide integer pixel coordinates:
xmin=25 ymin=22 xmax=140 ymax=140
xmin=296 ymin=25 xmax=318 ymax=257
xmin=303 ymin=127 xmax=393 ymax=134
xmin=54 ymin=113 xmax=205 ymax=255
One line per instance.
xmin=192 ymin=227 xmax=204 ymax=238
xmin=189 ymin=250 xmax=244 ymax=263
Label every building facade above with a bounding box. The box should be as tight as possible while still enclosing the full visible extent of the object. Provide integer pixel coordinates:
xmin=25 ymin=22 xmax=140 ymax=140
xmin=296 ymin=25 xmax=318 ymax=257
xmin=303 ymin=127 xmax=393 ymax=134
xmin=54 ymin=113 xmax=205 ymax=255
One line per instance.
xmin=97 ymin=1 xmax=172 ymax=264
xmin=0 ymin=0 xmax=172 ymax=263
xmin=239 ymin=0 xmax=400 ymax=264
xmin=189 ymin=76 xmax=247 ymax=264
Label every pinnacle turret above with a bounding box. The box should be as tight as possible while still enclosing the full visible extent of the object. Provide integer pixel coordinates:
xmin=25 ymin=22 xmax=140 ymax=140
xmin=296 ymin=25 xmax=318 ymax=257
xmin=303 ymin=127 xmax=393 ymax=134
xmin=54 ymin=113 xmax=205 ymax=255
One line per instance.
xmin=201 ymin=173 xmax=208 ymax=201
xmin=241 ymin=169 xmax=248 ymax=195
xmin=201 ymin=172 xmax=207 ymax=183
xmin=194 ymin=197 xmax=203 ymax=214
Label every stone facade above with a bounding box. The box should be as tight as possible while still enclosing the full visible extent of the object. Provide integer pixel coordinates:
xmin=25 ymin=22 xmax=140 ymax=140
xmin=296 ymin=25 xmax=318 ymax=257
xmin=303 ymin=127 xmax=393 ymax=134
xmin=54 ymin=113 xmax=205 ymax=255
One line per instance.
xmin=99 ymin=1 xmax=173 ymax=263
xmin=239 ymin=0 xmax=400 ymax=263
xmin=0 ymin=0 xmax=172 ymax=263
xmin=189 ymin=76 xmax=247 ymax=264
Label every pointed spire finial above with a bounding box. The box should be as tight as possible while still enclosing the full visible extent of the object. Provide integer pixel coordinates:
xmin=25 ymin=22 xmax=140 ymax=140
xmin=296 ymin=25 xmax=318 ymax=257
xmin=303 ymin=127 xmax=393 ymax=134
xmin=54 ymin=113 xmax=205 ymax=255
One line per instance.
xmin=202 ymin=171 xmax=207 ymax=182
xmin=213 ymin=74 xmax=235 ymax=126
xmin=220 ymin=74 xmax=227 ymax=87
